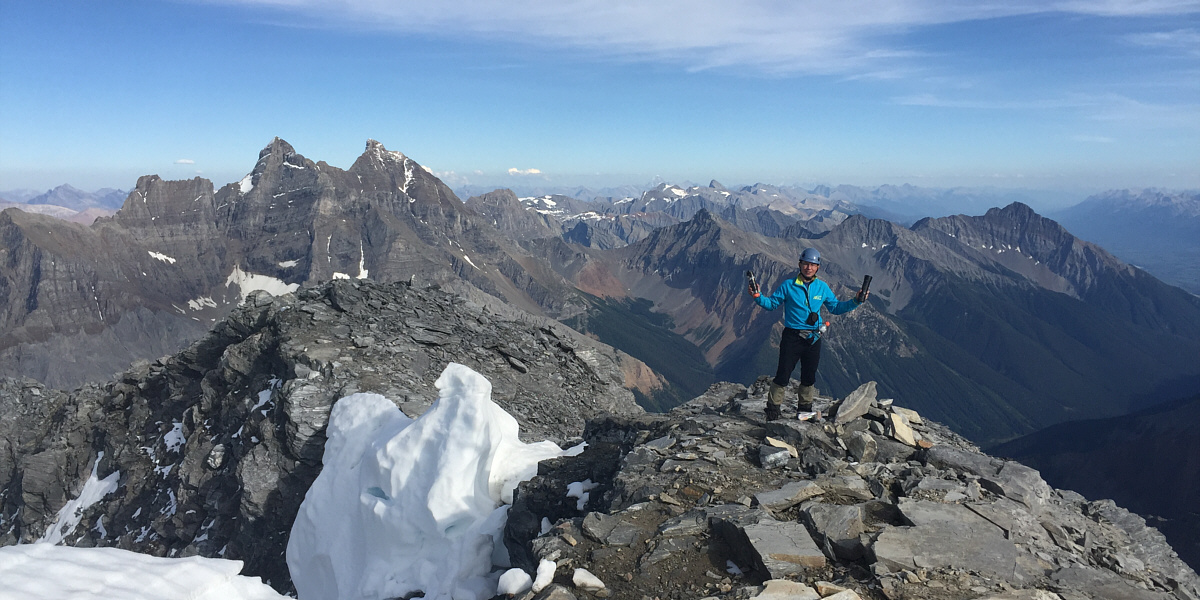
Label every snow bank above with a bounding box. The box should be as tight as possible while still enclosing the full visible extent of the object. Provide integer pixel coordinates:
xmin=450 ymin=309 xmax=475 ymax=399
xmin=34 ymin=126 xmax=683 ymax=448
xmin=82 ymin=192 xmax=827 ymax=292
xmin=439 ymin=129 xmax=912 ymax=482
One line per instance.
xmin=0 ymin=544 xmax=287 ymax=600
xmin=287 ymin=363 xmax=568 ymax=600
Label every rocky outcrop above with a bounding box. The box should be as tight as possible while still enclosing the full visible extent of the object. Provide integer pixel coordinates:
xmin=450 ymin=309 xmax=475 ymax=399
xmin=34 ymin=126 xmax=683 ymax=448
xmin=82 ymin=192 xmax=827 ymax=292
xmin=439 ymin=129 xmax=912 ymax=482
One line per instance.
xmin=0 ymin=279 xmax=643 ymax=594
xmin=504 ymin=382 xmax=1200 ymax=600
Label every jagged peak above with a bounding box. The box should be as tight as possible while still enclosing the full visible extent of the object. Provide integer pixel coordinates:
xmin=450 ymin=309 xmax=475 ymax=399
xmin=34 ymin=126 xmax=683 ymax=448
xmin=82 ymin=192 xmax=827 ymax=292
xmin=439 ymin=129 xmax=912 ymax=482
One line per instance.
xmin=258 ymin=137 xmax=296 ymax=160
xmin=363 ymin=139 xmax=407 ymax=164
xmin=708 ymin=180 xmax=726 ymax=191
xmin=689 ymin=207 xmax=718 ymax=226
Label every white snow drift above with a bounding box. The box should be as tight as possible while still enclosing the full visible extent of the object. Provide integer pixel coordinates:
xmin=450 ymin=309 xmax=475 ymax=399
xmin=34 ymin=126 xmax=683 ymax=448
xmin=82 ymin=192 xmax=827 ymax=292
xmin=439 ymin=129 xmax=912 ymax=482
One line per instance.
xmin=286 ymin=362 xmax=570 ymax=600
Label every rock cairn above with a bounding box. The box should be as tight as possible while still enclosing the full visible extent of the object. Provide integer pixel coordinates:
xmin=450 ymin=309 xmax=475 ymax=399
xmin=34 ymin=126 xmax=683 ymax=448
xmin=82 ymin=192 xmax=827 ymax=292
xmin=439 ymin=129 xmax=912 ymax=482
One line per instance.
xmin=504 ymin=380 xmax=1200 ymax=600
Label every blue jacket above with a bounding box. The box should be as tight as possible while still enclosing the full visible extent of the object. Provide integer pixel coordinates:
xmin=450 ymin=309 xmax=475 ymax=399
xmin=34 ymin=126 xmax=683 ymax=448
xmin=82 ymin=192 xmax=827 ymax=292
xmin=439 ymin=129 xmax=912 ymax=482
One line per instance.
xmin=755 ymin=276 xmax=861 ymax=335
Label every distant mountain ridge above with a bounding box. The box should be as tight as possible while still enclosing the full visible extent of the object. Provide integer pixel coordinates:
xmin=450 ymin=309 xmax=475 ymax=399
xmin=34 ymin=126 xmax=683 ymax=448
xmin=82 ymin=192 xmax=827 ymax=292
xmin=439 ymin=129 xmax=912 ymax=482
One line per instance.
xmin=1053 ymin=188 xmax=1200 ymax=294
xmin=0 ymin=184 xmax=124 ymax=225
xmin=3 ymin=139 xmax=1198 ymax=450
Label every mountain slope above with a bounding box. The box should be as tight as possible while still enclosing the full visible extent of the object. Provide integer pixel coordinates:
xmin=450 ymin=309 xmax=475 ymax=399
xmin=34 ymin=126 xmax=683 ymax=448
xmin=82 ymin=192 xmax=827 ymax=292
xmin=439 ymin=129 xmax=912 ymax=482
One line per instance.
xmin=992 ymin=393 xmax=1200 ymax=570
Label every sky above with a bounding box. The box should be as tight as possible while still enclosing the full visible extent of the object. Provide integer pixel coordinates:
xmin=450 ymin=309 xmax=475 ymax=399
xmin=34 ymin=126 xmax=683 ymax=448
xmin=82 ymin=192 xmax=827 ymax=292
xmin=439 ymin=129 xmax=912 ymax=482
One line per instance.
xmin=1 ymin=1 xmax=1197 ymax=198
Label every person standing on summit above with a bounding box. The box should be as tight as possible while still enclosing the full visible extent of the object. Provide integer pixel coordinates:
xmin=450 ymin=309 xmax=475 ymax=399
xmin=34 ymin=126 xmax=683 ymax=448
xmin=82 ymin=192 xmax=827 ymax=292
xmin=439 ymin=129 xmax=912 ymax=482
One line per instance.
xmin=748 ymin=248 xmax=868 ymax=421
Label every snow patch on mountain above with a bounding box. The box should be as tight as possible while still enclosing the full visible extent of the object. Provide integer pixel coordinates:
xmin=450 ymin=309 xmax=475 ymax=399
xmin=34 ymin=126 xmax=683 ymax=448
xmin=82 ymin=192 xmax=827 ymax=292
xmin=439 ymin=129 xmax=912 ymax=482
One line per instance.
xmin=225 ymin=265 xmax=298 ymax=300
xmin=37 ymin=453 xmax=119 ymax=545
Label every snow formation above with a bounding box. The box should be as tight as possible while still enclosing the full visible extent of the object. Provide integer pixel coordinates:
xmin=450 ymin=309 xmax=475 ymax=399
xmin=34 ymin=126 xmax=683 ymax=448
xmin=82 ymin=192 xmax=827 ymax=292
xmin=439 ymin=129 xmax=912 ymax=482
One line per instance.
xmin=286 ymin=362 xmax=569 ymax=600
xmin=0 ymin=544 xmax=287 ymax=600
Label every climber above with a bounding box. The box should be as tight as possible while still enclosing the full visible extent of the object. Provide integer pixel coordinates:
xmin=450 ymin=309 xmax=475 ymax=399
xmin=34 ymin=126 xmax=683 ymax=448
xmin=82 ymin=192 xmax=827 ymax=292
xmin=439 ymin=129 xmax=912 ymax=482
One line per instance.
xmin=747 ymin=247 xmax=868 ymax=421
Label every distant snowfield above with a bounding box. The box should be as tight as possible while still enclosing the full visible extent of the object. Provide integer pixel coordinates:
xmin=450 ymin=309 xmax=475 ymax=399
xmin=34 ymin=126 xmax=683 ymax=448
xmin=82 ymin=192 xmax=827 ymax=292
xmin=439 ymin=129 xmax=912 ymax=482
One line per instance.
xmin=6 ymin=363 xmax=579 ymax=600
xmin=225 ymin=265 xmax=299 ymax=299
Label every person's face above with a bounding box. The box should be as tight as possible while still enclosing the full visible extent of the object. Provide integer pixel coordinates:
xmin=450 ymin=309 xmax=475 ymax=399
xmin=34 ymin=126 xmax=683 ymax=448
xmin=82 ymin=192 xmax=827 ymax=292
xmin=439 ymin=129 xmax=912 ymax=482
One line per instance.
xmin=799 ymin=260 xmax=819 ymax=279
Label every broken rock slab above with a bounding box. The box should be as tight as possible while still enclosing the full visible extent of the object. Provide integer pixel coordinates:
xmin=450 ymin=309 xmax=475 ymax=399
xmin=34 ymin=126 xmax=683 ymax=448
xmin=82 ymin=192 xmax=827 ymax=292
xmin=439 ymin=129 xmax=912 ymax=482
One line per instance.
xmin=1050 ymin=565 xmax=1174 ymax=600
xmin=872 ymin=499 xmax=1019 ymax=581
xmin=803 ymin=502 xmax=867 ymax=560
xmin=923 ymin=445 xmax=1050 ymax=511
xmin=750 ymin=580 xmax=821 ymax=600
xmin=833 ymin=381 xmax=876 ymax=425
xmin=754 ymin=481 xmax=823 ymax=513
xmin=888 ymin=412 xmax=917 ymax=446
xmin=712 ymin=505 xmax=825 ymax=580
xmin=742 ymin=519 xmax=827 ymax=578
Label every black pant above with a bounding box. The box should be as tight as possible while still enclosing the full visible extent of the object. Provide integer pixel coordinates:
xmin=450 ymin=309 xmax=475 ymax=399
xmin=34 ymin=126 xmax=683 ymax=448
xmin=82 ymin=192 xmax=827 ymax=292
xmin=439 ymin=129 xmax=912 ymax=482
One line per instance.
xmin=773 ymin=328 xmax=821 ymax=388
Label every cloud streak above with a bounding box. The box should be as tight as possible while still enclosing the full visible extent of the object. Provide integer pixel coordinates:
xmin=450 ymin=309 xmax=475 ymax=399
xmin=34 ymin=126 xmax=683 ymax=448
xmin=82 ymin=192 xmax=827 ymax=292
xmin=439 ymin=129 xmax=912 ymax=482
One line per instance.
xmin=174 ymin=159 xmax=195 ymax=164
xmin=507 ymin=168 xmax=543 ymax=176
xmin=208 ymin=0 xmax=1200 ymax=74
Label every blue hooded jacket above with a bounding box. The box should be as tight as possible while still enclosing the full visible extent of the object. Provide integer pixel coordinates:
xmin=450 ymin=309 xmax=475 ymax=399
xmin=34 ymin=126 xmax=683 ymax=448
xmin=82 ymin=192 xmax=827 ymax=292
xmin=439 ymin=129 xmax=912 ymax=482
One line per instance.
xmin=754 ymin=275 xmax=861 ymax=335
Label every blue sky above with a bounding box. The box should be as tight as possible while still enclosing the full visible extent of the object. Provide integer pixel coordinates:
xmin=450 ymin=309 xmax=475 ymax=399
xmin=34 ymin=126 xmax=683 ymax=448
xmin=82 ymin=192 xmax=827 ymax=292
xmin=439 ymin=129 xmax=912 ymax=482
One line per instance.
xmin=1 ymin=1 xmax=1197 ymax=200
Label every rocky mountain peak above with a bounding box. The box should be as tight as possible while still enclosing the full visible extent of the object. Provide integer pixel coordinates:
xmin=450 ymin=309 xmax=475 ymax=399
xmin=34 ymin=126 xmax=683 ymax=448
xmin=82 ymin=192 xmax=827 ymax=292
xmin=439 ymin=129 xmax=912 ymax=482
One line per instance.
xmin=709 ymin=180 xmax=726 ymax=191
xmin=113 ymin=175 xmax=216 ymax=224
xmin=258 ymin=137 xmax=296 ymax=160
xmin=350 ymin=139 xmax=412 ymax=174
xmin=983 ymin=201 xmax=1041 ymax=228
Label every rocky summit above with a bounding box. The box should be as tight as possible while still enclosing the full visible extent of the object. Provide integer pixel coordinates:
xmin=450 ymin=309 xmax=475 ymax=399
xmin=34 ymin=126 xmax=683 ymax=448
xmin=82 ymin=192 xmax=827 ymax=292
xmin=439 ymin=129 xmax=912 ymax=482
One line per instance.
xmin=1 ymin=279 xmax=1196 ymax=600
xmin=503 ymin=382 xmax=1200 ymax=600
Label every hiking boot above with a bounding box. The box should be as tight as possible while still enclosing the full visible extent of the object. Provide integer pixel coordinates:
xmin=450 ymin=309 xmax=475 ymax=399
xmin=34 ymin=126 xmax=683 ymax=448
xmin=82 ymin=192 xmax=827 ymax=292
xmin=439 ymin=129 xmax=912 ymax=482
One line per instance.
xmin=766 ymin=382 xmax=785 ymax=421
xmin=797 ymin=384 xmax=818 ymax=411
xmin=764 ymin=401 xmax=782 ymax=421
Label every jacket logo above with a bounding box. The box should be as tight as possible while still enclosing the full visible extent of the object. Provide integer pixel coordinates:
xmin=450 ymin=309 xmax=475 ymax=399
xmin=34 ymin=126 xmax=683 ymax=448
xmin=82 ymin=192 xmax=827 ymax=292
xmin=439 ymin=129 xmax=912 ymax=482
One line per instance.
xmin=813 ymin=295 xmax=823 ymax=301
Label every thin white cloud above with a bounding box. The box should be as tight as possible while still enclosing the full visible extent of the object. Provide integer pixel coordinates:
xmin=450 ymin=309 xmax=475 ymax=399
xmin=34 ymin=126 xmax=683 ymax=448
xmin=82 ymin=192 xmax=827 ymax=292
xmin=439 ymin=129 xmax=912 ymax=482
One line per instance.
xmin=1125 ymin=28 xmax=1200 ymax=54
xmin=893 ymin=93 xmax=1090 ymax=110
xmin=175 ymin=159 xmax=195 ymax=164
xmin=897 ymin=91 xmax=1200 ymax=130
xmin=206 ymin=0 xmax=1200 ymax=74
xmin=508 ymin=168 xmax=543 ymax=176
xmin=1072 ymin=134 xmax=1116 ymax=142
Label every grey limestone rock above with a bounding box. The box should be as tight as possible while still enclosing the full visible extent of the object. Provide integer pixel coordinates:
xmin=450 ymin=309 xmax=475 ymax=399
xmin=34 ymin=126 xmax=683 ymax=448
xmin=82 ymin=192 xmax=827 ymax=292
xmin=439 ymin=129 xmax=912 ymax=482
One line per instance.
xmin=873 ymin=498 xmax=1019 ymax=580
xmin=833 ymin=381 xmax=876 ymax=425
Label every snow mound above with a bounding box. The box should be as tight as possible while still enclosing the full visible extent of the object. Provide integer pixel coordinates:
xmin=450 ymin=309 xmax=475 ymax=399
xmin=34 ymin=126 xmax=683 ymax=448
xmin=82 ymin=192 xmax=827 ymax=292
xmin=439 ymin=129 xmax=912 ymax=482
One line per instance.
xmin=287 ymin=362 xmax=568 ymax=600
xmin=0 ymin=544 xmax=286 ymax=600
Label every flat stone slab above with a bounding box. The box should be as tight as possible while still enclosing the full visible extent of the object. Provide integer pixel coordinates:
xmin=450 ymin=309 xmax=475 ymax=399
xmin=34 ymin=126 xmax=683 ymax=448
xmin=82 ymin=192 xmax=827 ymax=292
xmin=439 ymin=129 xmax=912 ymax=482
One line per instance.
xmin=743 ymin=519 xmax=827 ymax=578
xmin=749 ymin=580 xmax=821 ymax=600
xmin=923 ymin=446 xmax=1049 ymax=510
xmin=755 ymin=481 xmax=823 ymax=512
xmin=872 ymin=499 xmax=1018 ymax=580
xmin=1050 ymin=565 xmax=1174 ymax=600
xmin=888 ymin=412 xmax=917 ymax=446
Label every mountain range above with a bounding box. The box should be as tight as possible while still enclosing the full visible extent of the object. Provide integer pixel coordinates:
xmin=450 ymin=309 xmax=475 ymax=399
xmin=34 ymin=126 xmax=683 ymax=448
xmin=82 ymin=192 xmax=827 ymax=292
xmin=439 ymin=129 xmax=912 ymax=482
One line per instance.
xmin=1052 ymin=189 xmax=1200 ymax=294
xmin=2 ymin=139 xmax=1198 ymax=449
